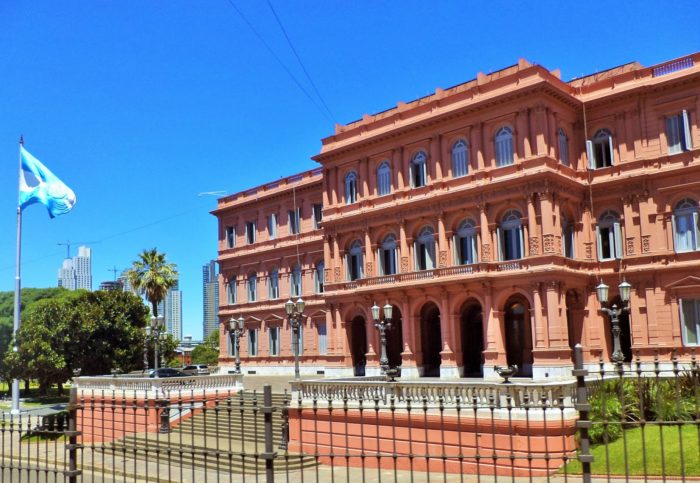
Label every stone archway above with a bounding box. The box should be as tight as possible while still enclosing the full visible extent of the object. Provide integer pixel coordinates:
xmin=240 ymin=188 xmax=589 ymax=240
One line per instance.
xmin=349 ymin=316 xmax=367 ymax=376
xmin=420 ymin=302 xmax=441 ymax=377
xmin=504 ymin=296 xmax=534 ymax=377
xmin=460 ymin=302 xmax=484 ymax=377
xmin=386 ymin=305 xmax=403 ymax=371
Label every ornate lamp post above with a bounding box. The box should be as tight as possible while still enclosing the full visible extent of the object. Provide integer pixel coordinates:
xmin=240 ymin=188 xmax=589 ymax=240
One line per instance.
xmin=146 ymin=315 xmax=166 ymax=375
xmin=596 ymin=280 xmax=631 ymax=364
xmin=371 ymin=302 xmax=399 ymax=381
xmin=285 ymin=298 xmax=305 ymax=380
xmin=229 ymin=316 xmax=246 ymax=374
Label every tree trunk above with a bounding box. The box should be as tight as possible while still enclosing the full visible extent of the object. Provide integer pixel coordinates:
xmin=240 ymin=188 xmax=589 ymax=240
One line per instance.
xmin=57 ymin=382 xmax=64 ymax=396
xmin=23 ymin=379 xmax=29 ymax=396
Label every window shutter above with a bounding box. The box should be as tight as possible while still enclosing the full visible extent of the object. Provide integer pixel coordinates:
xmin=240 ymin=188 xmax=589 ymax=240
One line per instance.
xmin=496 ymin=227 xmax=503 ymax=261
xmin=377 ymin=248 xmax=383 ymax=275
xmin=472 ymin=235 xmax=478 ymax=263
xmin=422 ymin=160 xmax=428 ymax=184
xmin=671 ymin=214 xmax=679 ymax=252
xmin=596 ymin=226 xmax=603 ymax=261
xmin=413 ymin=241 xmax=419 ymax=270
xmin=452 ymin=235 xmax=459 ymax=264
xmin=518 ymin=227 xmax=525 ymax=259
xmin=693 ymin=211 xmax=699 ymax=250
xmin=586 ymin=141 xmax=595 ymax=169
xmin=359 ymin=252 xmax=364 ymax=278
xmin=614 ymin=222 xmax=623 ymax=259
xmin=244 ymin=223 xmax=248 ymax=242
xmin=608 ymin=135 xmax=615 ymax=165
xmin=427 ymin=241 xmax=436 ymax=269
xmin=683 ymin=110 xmax=693 ymax=150
xmin=345 ymin=254 xmax=350 ymax=281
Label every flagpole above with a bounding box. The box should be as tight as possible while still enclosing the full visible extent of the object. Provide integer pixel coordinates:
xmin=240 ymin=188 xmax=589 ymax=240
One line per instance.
xmin=11 ymin=135 xmax=24 ymax=414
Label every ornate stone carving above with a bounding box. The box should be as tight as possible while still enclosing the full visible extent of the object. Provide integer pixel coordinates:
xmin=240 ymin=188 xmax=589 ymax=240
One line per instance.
xmin=439 ymin=250 xmax=448 ymax=268
xmin=641 ymin=235 xmax=651 ymax=254
xmin=585 ymin=243 xmax=593 ymax=260
xmin=366 ymin=262 xmax=373 ymax=277
xmin=529 ymin=237 xmax=540 ymax=256
xmin=324 ymin=268 xmax=332 ymax=282
xmin=400 ymin=257 xmax=409 ymax=273
xmin=481 ymin=243 xmax=491 ymax=262
xmin=555 ymin=235 xmax=562 ymax=254
xmin=334 ymin=267 xmax=341 ymax=282
xmin=542 ymin=234 xmax=555 ymax=254
xmin=626 ymin=237 xmax=635 ymax=256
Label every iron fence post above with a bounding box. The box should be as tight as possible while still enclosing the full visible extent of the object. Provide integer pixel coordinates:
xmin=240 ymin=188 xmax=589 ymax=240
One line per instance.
xmin=262 ymin=384 xmax=277 ymax=482
xmin=66 ymin=387 xmax=83 ymax=483
xmin=573 ymin=344 xmax=592 ymax=482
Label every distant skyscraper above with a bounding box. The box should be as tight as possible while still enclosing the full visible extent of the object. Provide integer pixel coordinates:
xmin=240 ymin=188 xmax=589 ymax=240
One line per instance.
xmin=57 ymin=245 xmax=92 ymax=291
xmin=118 ymin=269 xmax=135 ymax=294
xmin=165 ymin=280 xmax=183 ymax=341
xmin=99 ymin=280 xmax=123 ymax=291
xmin=202 ymin=260 xmax=219 ymax=339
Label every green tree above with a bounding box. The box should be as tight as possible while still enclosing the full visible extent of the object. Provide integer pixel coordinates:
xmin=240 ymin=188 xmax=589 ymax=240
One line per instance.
xmin=126 ymin=248 xmax=178 ymax=318
xmin=191 ymin=329 xmax=220 ymax=365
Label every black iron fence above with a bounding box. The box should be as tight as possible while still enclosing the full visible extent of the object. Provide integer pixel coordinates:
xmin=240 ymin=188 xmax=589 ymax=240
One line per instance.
xmin=0 ymin=346 xmax=697 ymax=482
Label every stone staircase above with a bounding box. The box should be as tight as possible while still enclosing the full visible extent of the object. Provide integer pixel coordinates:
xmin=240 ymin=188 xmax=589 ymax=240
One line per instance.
xmin=102 ymin=391 xmax=318 ymax=474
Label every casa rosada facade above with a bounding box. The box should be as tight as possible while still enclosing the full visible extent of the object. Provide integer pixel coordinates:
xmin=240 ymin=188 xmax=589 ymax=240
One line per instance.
xmin=214 ymin=53 xmax=700 ymax=380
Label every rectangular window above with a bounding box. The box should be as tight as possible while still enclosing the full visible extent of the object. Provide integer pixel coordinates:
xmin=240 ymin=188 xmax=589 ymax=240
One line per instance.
xmin=596 ymin=223 xmax=622 ymax=260
xmin=268 ymin=274 xmax=279 ymax=299
xmin=673 ymin=211 xmax=699 ymax=252
xmin=315 ymin=265 xmax=324 ymax=293
xmin=559 ymin=132 xmax=569 ymax=167
xmin=269 ymin=327 xmax=280 ymax=356
xmin=563 ymin=225 xmax=575 ymax=259
xmin=317 ymin=322 xmax=327 ymax=355
xmin=680 ymin=298 xmax=700 ymax=346
xmin=248 ymin=329 xmax=258 ymax=356
xmin=667 ymin=111 xmax=693 ymax=154
xmin=225 ymin=226 xmax=235 ymax=248
xmin=289 ymin=208 xmax=301 ymax=235
xmin=291 ymin=269 xmax=302 ymax=297
xmin=268 ymin=214 xmax=278 ymax=240
xmin=226 ymin=281 xmax=236 ymax=305
xmin=245 ymin=221 xmax=256 ymax=244
xmin=247 ymin=277 xmax=257 ymax=302
xmin=312 ymin=204 xmax=323 ymax=229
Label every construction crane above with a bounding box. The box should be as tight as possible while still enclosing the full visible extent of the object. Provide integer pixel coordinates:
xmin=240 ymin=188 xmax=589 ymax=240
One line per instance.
xmin=107 ymin=266 xmax=122 ymax=281
xmin=57 ymin=240 xmax=73 ymax=259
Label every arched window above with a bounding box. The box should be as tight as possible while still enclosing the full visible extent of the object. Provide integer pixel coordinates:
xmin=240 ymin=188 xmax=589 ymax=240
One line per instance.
xmin=345 ymin=171 xmax=358 ymax=204
xmin=376 ymin=161 xmax=392 ymax=196
xmin=596 ymin=211 xmax=622 ymax=260
xmin=498 ymin=210 xmax=524 ymax=261
xmin=455 ymin=219 xmax=477 ymax=264
xmin=587 ymin=129 xmax=614 ymax=169
xmin=673 ymin=198 xmax=699 ymax=252
xmin=415 ymin=227 xmax=436 ymax=270
xmin=562 ymin=217 xmax=575 ymax=258
xmin=347 ymin=241 xmax=364 ymax=281
xmin=314 ymin=262 xmax=325 ymax=293
xmin=226 ymin=278 xmax=236 ymax=305
xmin=247 ymin=272 xmax=257 ymax=302
xmin=411 ymin=151 xmax=427 ymax=188
xmin=452 ymin=140 xmax=468 ymax=177
xmin=378 ymin=234 xmax=398 ymax=275
xmin=558 ymin=128 xmax=569 ymax=167
xmin=495 ymin=127 xmax=514 ymax=167
xmin=268 ymin=268 xmax=279 ymax=299
xmin=290 ymin=264 xmax=302 ymax=297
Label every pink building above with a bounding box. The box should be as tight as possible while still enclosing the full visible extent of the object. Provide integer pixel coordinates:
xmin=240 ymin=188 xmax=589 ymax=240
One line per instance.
xmin=216 ymin=53 xmax=700 ymax=379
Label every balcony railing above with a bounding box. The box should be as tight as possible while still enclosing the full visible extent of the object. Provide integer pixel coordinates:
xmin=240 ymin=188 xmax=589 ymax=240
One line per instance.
xmin=652 ymin=56 xmax=694 ymax=77
xmin=74 ymin=374 xmax=243 ymax=393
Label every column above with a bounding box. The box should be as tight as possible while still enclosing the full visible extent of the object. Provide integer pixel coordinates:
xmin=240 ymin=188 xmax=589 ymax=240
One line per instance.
xmin=548 ymin=109 xmax=557 ymax=159
xmin=323 ymin=235 xmax=332 ymax=281
xmin=526 ymin=193 xmax=538 ymax=256
xmin=482 ymin=283 xmax=505 ymax=370
xmin=622 ymin=195 xmax=636 ymax=257
xmin=438 ymin=291 xmax=458 ymax=378
xmin=479 ymin=203 xmax=491 ymax=262
xmin=437 ymin=212 xmax=448 ymax=268
xmin=322 ymin=168 xmax=331 ymax=207
xmin=364 ymin=227 xmax=373 ymax=277
xmin=472 ymin=123 xmax=485 ymax=170
xmin=360 ymin=157 xmax=369 ymax=198
xmin=332 ymin=235 xmax=341 ymax=282
xmin=516 ymin=109 xmax=530 ymax=160
xmin=399 ymin=219 xmax=409 ymax=273
xmin=538 ymin=191 xmax=557 ymax=254
xmin=430 ymin=133 xmax=443 ymax=181
xmin=335 ymin=166 xmax=343 ymax=205
xmin=532 ymin=282 xmax=546 ymax=348
xmin=533 ymin=104 xmax=547 ymax=156
xmin=393 ymin=147 xmax=405 ymax=190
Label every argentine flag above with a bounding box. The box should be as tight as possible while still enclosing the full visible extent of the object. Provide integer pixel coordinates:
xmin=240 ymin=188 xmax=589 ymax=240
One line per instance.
xmin=19 ymin=146 xmax=76 ymax=218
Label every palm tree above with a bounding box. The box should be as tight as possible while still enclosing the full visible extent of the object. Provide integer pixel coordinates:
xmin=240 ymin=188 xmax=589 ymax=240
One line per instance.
xmin=126 ymin=248 xmax=178 ymax=318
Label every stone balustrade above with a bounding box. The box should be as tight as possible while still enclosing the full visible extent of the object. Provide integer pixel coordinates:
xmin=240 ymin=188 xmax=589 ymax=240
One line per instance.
xmin=74 ymin=373 xmax=243 ymax=394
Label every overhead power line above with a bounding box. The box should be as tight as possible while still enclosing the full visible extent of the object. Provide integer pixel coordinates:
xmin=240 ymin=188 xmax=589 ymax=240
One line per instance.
xmin=223 ymin=0 xmax=334 ymax=123
xmin=265 ymin=0 xmax=336 ymax=122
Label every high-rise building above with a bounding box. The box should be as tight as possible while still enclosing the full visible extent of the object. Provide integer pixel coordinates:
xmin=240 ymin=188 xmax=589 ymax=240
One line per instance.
xmin=165 ymin=280 xmax=183 ymax=341
xmin=99 ymin=280 xmax=123 ymax=291
xmin=118 ymin=269 xmax=134 ymax=293
xmin=57 ymin=245 xmax=92 ymax=291
xmin=202 ymin=260 xmax=219 ymax=339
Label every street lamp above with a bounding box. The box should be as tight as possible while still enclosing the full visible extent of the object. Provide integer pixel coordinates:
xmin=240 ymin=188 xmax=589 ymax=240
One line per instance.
xmin=145 ymin=315 xmax=166 ymax=375
xmin=596 ymin=280 xmax=631 ymax=364
xmin=229 ymin=316 xmax=246 ymax=374
xmin=371 ymin=302 xmax=399 ymax=381
xmin=285 ymin=298 xmax=305 ymax=380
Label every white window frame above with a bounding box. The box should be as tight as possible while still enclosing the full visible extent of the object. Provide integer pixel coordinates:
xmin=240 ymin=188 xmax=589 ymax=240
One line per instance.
xmin=248 ymin=328 xmax=258 ymax=356
xmin=269 ymin=326 xmax=280 ymax=356
xmin=495 ymin=127 xmax=514 ymax=167
xmin=672 ymin=199 xmax=700 ymax=252
xmin=268 ymin=268 xmax=279 ymax=300
xmin=347 ymin=241 xmax=364 ymax=281
xmin=314 ymin=262 xmax=324 ymax=293
xmin=595 ymin=211 xmax=623 ymax=261
xmin=345 ymin=172 xmax=358 ymax=204
xmin=498 ymin=210 xmax=524 ymax=261
xmin=245 ymin=221 xmax=256 ymax=244
xmin=268 ymin=214 xmax=278 ymax=240
xmin=288 ymin=208 xmax=301 ymax=235
xmin=587 ymin=129 xmax=614 ymax=169
xmin=378 ymin=235 xmax=398 ymax=275
xmin=414 ymin=227 xmax=436 ymax=270
xmin=410 ymin=152 xmax=428 ymax=188
xmin=455 ymin=220 xmax=477 ymax=265
xmin=290 ymin=264 xmax=302 ymax=297
xmin=667 ymin=110 xmax=693 ymax=155
xmin=317 ymin=322 xmax=327 ymax=355
xmin=680 ymin=298 xmax=700 ymax=346
xmin=377 ymin=161 xmax=392 ymax=196
xmin=312 ymin=204 xmax=323 ymax=229
xmin=225 ymin=226 xmax=235 ymax=248
xmin=226 ymin=279 xmax=236 ymax=305
xmin=247 ymin=273 xmax=257 ymax=302
xmin=452 ymin=139 xmax=468 ymax=177
xmin=562 ymin=218 xmax=575 ymax=258
xmin=558 ymin=128 xmax=569 ymax=167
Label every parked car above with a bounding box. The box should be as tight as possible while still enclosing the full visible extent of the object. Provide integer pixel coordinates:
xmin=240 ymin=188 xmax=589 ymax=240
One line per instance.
xmin=149 ymin=368 xmax=188 ymax=378
xmin=182 ymin=364 xmax=210 ymax=376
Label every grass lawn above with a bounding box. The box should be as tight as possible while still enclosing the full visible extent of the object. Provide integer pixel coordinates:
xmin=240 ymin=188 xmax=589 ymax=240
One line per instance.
xmin=565 ymin=424 xmax=700 ymax=476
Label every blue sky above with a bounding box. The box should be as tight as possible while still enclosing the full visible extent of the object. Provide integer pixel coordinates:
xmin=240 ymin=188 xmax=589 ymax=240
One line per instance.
xmin=1 ymin=1 xmax=698 ymax=339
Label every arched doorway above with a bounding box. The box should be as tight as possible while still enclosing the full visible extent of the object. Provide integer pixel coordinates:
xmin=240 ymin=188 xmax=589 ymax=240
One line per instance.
xmin=610 ymin=296 xmax=632 ymax=362
xmin=504 ymin=297 xmax=534 ymax=377
xmin=386 ymin=305 xmax=403 ymax=371
xmin=460 ymin=302 xmax=484 ymax=377
xmin=350 ymin=316 xmax=367 ymax=376
xmin=420 ymin=302 xmax=442 ymax=377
